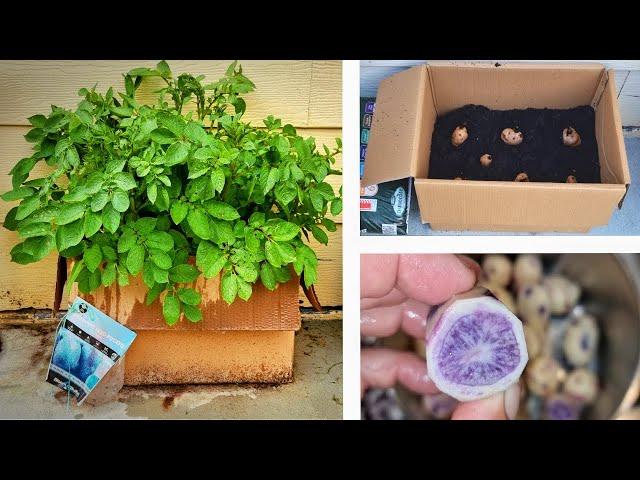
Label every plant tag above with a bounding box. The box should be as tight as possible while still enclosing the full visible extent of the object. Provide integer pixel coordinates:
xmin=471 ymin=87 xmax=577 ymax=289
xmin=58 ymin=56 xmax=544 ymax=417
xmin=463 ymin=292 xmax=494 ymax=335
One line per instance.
xmin=46 ymin=297 xmax=137 ymax=405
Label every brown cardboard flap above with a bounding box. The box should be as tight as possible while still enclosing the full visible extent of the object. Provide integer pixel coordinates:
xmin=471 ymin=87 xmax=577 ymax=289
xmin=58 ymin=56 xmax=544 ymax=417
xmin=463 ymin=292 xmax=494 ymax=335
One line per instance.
xmin=362 ymin=64 xmax=436 ymax=186
xmin=414 ymin=179 xmax=626 ymax=232
xmin=595 ymin=70 xmax=631 ymax=192
xmin=428 ymin=62 xmax=605 ymax=114
xmin=67 ymin=260 xmax=301 ymax=332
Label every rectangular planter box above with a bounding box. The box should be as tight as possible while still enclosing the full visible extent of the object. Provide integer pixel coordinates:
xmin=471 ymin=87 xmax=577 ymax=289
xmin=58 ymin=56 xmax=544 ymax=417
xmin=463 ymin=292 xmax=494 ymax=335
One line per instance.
xmin=363 ymin=62 xmax=631 ymax=233
xmin=66 ymin=260 xmax=300 ymax=385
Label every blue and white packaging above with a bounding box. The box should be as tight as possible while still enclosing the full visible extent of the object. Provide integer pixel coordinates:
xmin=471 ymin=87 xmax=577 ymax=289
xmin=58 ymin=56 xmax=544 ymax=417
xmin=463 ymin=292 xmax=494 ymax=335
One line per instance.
xmin=46 ymin=297 xmax=137 ymax=404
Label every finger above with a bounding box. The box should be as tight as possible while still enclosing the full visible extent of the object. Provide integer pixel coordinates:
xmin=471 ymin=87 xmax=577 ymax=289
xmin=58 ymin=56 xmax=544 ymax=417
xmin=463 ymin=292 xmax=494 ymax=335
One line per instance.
xmin=361 ymin=299 xmax=430 ymax=339
xmin=361 ymin=347 xmax=440 ymax=397
xmin=360 ymin=254 xmax=399 ymax=299
xmin=361 ymin=287 xmax=407 ymax=311
xmin=450 ymin=383 xmax=520 ymax=420
xmin=397 ymin=254 xmax=478 ymax=305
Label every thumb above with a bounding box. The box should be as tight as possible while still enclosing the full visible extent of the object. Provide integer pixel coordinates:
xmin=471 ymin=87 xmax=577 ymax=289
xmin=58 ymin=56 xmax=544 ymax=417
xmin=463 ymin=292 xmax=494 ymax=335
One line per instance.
xmin=451 ymin=382 xmax=521 ymax=420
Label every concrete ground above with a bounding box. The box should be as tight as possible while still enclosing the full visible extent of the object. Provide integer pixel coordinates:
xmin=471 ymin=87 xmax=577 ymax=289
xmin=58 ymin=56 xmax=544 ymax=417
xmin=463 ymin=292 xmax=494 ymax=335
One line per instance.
xmin=0 ymin=320 xmax=342 ymax=420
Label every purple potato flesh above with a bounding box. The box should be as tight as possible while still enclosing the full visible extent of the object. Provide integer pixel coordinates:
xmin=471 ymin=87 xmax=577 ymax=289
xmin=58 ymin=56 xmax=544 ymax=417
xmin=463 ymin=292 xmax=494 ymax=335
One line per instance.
xmin=426 ymin=288 xmax=529 ymax=402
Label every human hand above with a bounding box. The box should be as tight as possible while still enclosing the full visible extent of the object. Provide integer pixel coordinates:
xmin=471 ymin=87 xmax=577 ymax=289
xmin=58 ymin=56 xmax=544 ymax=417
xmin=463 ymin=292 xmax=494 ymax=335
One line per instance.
xmin=361 ymin=254 xmax=521 ymax=420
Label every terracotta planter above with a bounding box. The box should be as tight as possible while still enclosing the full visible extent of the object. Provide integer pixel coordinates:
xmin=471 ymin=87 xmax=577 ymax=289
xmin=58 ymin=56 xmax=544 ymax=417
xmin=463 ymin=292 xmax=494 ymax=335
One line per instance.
xmin=64 ymin=259 xmax=300 ymax=386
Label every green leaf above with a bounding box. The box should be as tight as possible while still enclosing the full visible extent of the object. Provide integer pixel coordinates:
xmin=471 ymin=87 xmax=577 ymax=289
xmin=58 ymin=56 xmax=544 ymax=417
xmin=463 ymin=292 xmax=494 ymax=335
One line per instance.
xmin=25 ymin=128 xmax=45 ymax=143
xmin=16 ymin=196 xmax=40 ymax=221
xmin=113 ymin=172 xmax=137 ymax=191
xmin=18 ymin=222 xmax=51 ymax=238
xmin=102 ymin=205 xmax=120 ymax=233
xmin=57 ymin=203 xmax=85 ymax=225
xmin=187 ymin=209 xmax=211 ymax=240
xmin=330 ymin=198 xmax=342 ymax=216
xmin=150 ymin=250 xmax=172 ymax=270
xmin=221 ymin=271 xmax=238 ymax=304
xmin=1 ymin=187 xmax=34 ymax=202
xmin=163 ymin=294 xmax=181 ymax=326
xmin=84 ymin=210 xmax=102 ymax=237
xmin=83 ymin=244 xmax=103 ymax=272
xmin=117 ymin=231 xmax=137 ymax=253
xmin=270 ymin=221 xmax=300 ymax=242
xmin=203 ymin=200 xmax=240 ymax=221
xmin=164 ymin=142 xmax=189 ymax=166
xmin=126 ymin=244 xmax=145 ymax=275
xmin=321 ymin=218 xmax=337 ymax=232
xmin=303 ymin=262 xmax=317 ymax=287
xmin=310 ymin=225 xmax=328 ymax=245
xmin=260 ymin=263 xmax=277 ymax=290
xmin=91 ymin=191 xmax=110 ymax=212
xmin=169 ymin=264 xmax=199 ymax=283
xmin=264 ymin=167 xmax=279 ymax=194
xmin=177 ymin=287 xmax=201 ymax=305
xmin=149 ymin=128 xmax=176 ymax=145
xmin=210 ymin=169 xmax=225 ymax=194
xmin=275 ymin=242 xmax=296 ymax=263
xmin=245 ymin=229 xmax=260 ymax=252
xmin=236 ymin=278 xmax=252 ymax=301
xmin=145 ymin=283 xmax=165 ymax=305
xmin=111 ymin=189 xmax=129 ymax=212
xmin=274 ymin=266 xmax=292 ymax=283
xmin=310 ymin=189 xmax=324 ymax=212
xmin=146 ymin=182 xmax=157 ymax=204
xmin=184 ymin=122 xmax=208 ymax=145
xmin=275 ymin=183 xmax=296 ymax=206
xmin=146 ymin=231 xmax=174 ymax=252
xmin=265 ymin=240 xmax=282 ymax=267
xmin=135 ymin=217 xmax=157 ymax=234
xmin=156 ymin=60 xmax=172 ymax=78
xmin=248 ymin=212 xmax=265 ymax=227
xmin=56 ymin=219 xmax=84 ymax=252
xmin=170 ymin=201 xmax=189 ymax=225
xmin=196 ymin=241 xmax=226 ymax=278
xmin=28 ymin=114 xmax=47 ymax=128
xmin=183 ymin=304 xmax=202 ymax=323
xmin=235 ymin=263 xmax=258 ymax=283
xmin=3 ymin=207 xmax=19 ymax=231
xmin=102 ymin=246 xmax=117 ymax=262
xmin=316 ymin=182 xmax=335 ymax=200
xmin=157 ymin=112 xmax=185 ymax=137
xmin=101 ymin=263 xmax=117 ymax=287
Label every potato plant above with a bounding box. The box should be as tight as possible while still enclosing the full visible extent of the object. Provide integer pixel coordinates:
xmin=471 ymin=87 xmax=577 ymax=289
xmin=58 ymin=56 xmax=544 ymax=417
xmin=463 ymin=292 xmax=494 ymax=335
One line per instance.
xmin=2 ymin=61 xmax=342 ymax=325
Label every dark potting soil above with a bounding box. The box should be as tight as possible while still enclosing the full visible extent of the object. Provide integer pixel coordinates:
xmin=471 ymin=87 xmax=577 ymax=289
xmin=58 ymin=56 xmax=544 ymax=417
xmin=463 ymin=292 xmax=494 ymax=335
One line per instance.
xmin=427 ymin=104 xmax=601 ymax=183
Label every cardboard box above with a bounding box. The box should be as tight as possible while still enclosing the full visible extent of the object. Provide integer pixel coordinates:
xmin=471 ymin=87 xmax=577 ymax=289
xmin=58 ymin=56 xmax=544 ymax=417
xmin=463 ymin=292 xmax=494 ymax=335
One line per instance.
xmin=363 ymin=62 xmax=631 ymax=233
xmin=66 ymin=260 xmax=300 ymax=385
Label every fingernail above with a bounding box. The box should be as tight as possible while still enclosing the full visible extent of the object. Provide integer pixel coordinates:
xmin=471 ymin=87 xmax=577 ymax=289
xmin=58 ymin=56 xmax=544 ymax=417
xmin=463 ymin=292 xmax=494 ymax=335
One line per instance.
xmin=455 ymin=255 xmax=482 ymax=280
xmin=504 ymin=382 xmax=520 ymax=420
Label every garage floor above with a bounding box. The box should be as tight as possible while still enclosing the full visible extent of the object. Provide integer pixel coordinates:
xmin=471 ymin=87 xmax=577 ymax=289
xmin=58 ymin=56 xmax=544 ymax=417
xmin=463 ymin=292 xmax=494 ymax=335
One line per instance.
xmin=0 ymin=319 xmax=342 ymax=420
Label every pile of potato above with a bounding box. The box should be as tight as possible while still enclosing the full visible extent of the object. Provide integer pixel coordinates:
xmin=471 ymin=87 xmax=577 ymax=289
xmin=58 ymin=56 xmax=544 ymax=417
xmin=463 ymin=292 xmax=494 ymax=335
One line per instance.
xmin=480 ymin=254 xmax=600 ymax=420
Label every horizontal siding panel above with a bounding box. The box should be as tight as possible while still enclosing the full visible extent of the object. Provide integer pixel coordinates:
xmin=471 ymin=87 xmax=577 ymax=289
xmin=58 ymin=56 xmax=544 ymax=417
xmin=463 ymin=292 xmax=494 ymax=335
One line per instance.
xmin=308 ymin=60 xmax=342 ymax=127
xmin=0 ymin=60 xmax=338 ymax=128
